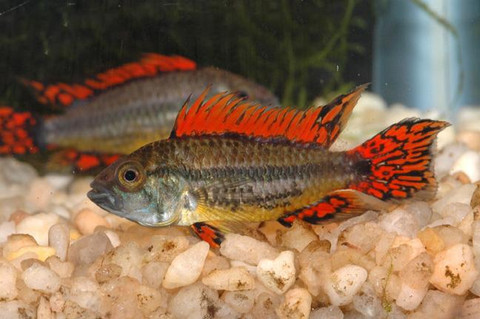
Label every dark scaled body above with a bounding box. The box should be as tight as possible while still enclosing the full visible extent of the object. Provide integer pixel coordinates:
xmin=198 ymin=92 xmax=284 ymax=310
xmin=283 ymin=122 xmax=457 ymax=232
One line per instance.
xmin=127 ymin=136 xmax=362 ymax=224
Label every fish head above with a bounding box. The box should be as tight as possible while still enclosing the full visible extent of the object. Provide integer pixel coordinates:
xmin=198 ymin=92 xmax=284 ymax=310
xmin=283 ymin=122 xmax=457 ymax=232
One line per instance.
xmin=87 ymin=155 xmax=187 ymax=227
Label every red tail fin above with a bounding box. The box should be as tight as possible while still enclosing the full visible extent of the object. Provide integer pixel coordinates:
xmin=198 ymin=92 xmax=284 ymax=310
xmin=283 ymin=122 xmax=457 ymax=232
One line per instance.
xmin=347 ymin=118 xmax=449 ymax=201
xmin=23 ymin=54 xmax=197 ymax=107
xmin=0 ymin=107 xmax=39 ymax=155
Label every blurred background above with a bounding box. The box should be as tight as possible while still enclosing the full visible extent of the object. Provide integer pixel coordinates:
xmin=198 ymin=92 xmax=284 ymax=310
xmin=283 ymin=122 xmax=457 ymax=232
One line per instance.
xmin=0 ymin=0 xmax=478 ymax=116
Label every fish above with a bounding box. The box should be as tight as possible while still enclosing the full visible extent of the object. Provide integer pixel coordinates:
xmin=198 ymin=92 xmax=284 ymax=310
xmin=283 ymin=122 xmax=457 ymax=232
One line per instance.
xmin=0 ymin=54 xmax=278 ymax=172
xmin=87 ymin=85 xmax=449 ymax=247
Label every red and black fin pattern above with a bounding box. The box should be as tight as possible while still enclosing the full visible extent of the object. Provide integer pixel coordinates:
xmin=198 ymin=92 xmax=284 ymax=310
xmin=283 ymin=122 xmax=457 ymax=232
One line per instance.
xmin=172 ymin=84 xmax=367 ymax=148
xmin=23 ymin=54 xmax=197 ymax=107
xmin=191 ymin=222 xmax=225 ymax=248
xmin=347 ymin=118 xmax=449 ymax=201
xmin=277 ymin=189 xmax=390 ymax=227
xmin=0 ymin=106 xmax=39 ymax=155
xmin=48 ymin=149 xmax=121 ymax=173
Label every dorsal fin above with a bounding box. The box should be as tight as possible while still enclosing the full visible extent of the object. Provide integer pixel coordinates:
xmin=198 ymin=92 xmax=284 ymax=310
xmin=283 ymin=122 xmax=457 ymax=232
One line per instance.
xmin=22 ymin=54 xmax=197 ymax=107
xmin=171 ymin=84 xmax=367 ymax=147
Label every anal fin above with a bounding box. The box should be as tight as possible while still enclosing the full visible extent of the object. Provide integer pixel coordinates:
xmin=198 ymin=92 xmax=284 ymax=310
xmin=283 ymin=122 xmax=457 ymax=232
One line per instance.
xmin=277 ymin=189 xmax=392 ymax=227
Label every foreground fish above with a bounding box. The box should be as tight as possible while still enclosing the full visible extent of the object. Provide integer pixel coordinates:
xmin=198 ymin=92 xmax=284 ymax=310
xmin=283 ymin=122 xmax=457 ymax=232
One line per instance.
xmin=88 ymin=85 xmax=448 ymax=247
xmin=0 ymin=54 xmax=278 ymax=172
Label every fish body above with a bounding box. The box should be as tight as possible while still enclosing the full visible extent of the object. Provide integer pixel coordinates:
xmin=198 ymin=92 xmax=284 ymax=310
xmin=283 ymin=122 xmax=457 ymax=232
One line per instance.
xmin=88 ymin=86 xmax=449 ymax=247
xmin=0 ymin=54 xmax=278 ymax=171
xmin=40 ymin=67 xmax=279 ymax=154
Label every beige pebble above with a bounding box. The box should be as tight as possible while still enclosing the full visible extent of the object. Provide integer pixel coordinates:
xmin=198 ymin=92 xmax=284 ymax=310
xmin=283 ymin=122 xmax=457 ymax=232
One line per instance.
xmin=6 ymin=246 xmax=55 ymax=262
xmin=37 ymin=297 xmax=53 ymax=319
xmin=276 ymin=288 xmax=312 ymax=319
xmin=202 ymin=267 xmax=255 ymax=291
xmin=163 ymin=241 xmax=210 ymax=289
xmin=430 ymin=244 xmax=478 ymax=295
xmin=74 ymin=208 xmax=110 ymax=235
xmin=16 ymin=212 xmax=60 ymax=246
xmin=257 ymin=251 xmax=296 ymax=294
xmin=3 ymin=234 xmax=38 ymax=259
xmin=8 ymin=210 xmax=29 ymax=225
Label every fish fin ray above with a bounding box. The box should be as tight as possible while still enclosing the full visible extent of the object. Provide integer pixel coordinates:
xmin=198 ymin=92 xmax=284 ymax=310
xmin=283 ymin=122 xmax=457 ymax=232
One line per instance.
xmin=171 ymin=84 xmax=367 ymax=147
xmin=277 ymin=189 xmax=391 ymax=227
xmin=22 ymin=54 xmax=197 ymax=107
xmin=0 ymin=106 xmax=40 ymax=155
xmin=347 ymin=118 xmax=449 ymax=201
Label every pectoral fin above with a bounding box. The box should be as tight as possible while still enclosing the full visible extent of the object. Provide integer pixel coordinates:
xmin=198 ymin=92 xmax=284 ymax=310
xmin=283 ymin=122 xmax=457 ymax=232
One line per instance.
xmin=191 ymin=220 xmax=262 ymax=248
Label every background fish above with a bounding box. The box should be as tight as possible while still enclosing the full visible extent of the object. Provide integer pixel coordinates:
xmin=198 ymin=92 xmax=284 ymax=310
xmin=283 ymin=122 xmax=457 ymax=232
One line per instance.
xmin=87 ymin=85 xmax=449 ymax=247
xmin=0 ymin=54 xmax=278 ymax=172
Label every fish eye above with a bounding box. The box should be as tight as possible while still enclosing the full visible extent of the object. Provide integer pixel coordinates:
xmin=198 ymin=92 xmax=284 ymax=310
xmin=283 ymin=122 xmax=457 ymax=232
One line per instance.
xmin=124 ymin=169 xmax=138 ymax=182
xmin=116 ymin=160 xmax=146 ymax=191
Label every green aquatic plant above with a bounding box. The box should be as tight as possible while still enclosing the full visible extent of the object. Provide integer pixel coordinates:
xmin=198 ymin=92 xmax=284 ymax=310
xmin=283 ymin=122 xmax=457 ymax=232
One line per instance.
xmin=0 ymin=0 xmax=365 ymax=108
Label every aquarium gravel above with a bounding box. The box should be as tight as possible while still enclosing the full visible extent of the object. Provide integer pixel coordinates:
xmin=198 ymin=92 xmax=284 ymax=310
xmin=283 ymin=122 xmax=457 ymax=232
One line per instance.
xmin=1 ymin=94 xmax=480 ymax=319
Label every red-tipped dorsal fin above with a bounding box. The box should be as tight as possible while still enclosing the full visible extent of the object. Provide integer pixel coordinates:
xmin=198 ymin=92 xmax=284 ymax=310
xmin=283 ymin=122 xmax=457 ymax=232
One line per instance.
xmin=171 ymin=84 xmax=367 ymax=147
xmin=22 ymin=54 xmax=197 ymax=107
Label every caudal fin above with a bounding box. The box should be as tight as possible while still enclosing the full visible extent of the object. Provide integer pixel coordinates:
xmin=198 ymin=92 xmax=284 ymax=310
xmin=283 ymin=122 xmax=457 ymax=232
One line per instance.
xmin=347 ymin=118 xmax=449 ymax=201
xmin=0 ymin=107 xmax=40 ymax=155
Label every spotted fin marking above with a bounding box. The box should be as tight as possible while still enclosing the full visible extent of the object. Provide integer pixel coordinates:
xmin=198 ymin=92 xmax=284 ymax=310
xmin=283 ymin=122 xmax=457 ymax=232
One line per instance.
xmin=48 ymin=149 xmax=121 ymax=173
xmin=171 ymin=84 xmax=367 ymax=148
xmin=22 ymin=54 xmax=197 ymax=107
xmin=0 ymin=107 xmax=39 ymax=155
xmin=277 ymin=189 xmax=391 ymax=227
xmin=347 ymin=118 xmax=449 ymax=201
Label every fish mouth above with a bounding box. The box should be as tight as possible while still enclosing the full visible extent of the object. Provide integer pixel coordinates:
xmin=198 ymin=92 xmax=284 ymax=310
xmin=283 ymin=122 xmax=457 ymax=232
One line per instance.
xmin=87 ymin=181 xmax=123 ymax=212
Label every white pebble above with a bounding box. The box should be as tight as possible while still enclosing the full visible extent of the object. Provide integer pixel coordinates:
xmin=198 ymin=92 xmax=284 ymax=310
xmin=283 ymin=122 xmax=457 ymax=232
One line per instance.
xmin=324 ymin=264 xmax=367 ymax=306
xmin=168 ymin=283 xmax=219 ymax=319
xmin=352 ymin=283 xmax=384 ymax=317
xmin=450 ymin=150 xmax=480 ymax=183
xmin=48 ymin=223 xmax=70 ymax=261
xmin=408 ymin=290 xmax=463 ymax=319
xmin=276 ymin=288 xmax=312 ymax=319
xmin=256 ymin=251 xmax=296 ymax=294
xmin=142 ymin=261 xmax=169 ymax=289
xmin=69 ymin=277 xmax=100 ymax=312
xmin=430 ymin=244 xmax=478 ymax=295
xmin=431 ymin=184 xmax=476 ymax=214
xmin=0 ymin=221 xmax=16 ymax=244
xmin=220 ymin=234 xmax=278 ymax=265
xmin=222 ymin=290 xmax=255 ymax=313
xmin=460 ymin=298 xmax=480 ymax=319
xmin=379 ymin=207 xmax=419 ymax=238
xmin=16 ymin=212 xmax=60 ymax=246
xmin=21 ymin=263 xmax=61 ymax=294
xmin=0 ymin=300 xmax=34 ymax=318
xmin=310 ymin=306 xmax=344 ymax=319
xmin=0 ymin=260 xmax=17 ymax=300
xmin=403 ymin=201 xmax=432 ymax=228
xmin=396 ymin=252 xmax=433 ymax=310
xmin=26 ymin=177 xmax=55 ymax=210
xmin=202 ymin=267 xmax=255 ymax=291
xmin=37 ymin=296 xmax=53 ymax=319
xmin=67 ymin=231 xmax=113 ymax=265
xmin=280 ymin=221 xmax=318 ymax=252
xmin=163 ymin=241 xmax=210 ymax=289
